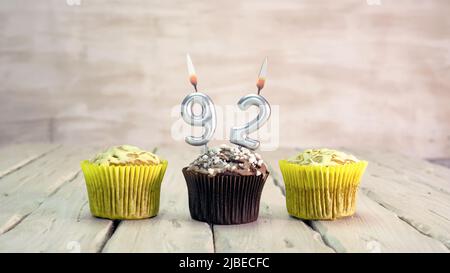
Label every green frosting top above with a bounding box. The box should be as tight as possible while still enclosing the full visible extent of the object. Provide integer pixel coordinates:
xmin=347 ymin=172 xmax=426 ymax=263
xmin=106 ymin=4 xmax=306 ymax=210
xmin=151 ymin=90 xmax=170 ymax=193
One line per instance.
xmin=91 ymin=145 xmax=161 ymax=166
xmin=288 ymin=148 xmax=359 ymax=166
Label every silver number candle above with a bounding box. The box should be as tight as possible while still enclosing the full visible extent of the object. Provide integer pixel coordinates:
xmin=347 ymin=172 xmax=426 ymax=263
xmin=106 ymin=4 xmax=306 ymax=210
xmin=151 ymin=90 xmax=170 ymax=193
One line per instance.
xmin=181 ymin=92 xmax=217 ymax=146
xmin=230 ymin=94 xmax=271 ymax=150
xmin=181 ymin=54 xmax=217 ymax=147
xmin=230 ymin=57 xmax=271 ymax=150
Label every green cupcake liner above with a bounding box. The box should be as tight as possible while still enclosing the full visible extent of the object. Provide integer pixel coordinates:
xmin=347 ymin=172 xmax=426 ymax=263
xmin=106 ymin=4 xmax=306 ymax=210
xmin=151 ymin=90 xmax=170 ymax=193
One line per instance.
xmin=279 ymin=160 xmax=368 ymax=220
xmin=81 ymin=160 xmax=168 ymax=220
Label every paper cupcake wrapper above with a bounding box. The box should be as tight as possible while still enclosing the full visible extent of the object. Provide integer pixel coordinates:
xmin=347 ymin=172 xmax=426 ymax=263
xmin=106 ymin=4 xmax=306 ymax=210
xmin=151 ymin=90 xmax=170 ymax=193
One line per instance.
xmin=279 ymin=160 xmax=368 ymax=220
xmin=81 ymin=160 xmax=168 ymax=220
xmin=182 ymin=168 xmax=269 ymax=225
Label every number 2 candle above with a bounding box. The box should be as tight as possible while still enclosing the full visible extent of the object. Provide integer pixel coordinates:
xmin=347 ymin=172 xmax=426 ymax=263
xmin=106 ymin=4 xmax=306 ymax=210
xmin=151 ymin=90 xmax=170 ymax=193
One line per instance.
xmin=230 ymin=57 xmax=271 ymax=150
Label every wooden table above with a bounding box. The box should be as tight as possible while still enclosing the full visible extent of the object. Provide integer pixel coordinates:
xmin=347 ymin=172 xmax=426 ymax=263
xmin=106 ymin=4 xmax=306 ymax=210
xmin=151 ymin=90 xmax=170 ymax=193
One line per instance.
xmin=0 ymin=144 xmax=449 ymax=253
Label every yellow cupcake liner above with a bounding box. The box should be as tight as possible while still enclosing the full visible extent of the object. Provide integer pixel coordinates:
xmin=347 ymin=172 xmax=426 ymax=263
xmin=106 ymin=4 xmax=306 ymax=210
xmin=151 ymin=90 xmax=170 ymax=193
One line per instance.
xmin=80 ymin=160 xmax=168 ymax=220
xmin=279 ymin=160 xmax=368 ymax=220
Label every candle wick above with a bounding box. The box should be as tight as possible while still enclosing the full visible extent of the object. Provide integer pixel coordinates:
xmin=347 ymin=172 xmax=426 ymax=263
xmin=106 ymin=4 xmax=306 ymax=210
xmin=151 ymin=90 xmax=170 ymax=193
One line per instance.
xmin=194 ymin=85 xmax=198 ymax=92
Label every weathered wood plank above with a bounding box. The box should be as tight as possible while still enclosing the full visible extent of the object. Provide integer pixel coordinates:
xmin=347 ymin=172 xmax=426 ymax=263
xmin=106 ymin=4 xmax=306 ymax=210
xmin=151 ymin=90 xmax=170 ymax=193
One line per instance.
xmin=354 ymin=150 xmax=450 ymax=195
xmin=213 ymin=175 xmax=334 ymax=253
xmin=344 ymin=149 xmax=450 ymax=249
xmin=0 ymin=146 xmax=97 ymax=235
xmin=269 ymin=148 xmax=450 ymax=252
xmin=0 ymin=174 xmax=113 ymax=252
xmin=0 ymin=143 xmax=59 ymax=178
xmin=213 ymin=149 xmax=334 ymax=253
xmin=311 ymin=194 xmax=448 ymax=253
xmin=102 ymin=147 xmax=214 ymax=253
xmin=360 ymin=163 xmax=450 ymax=249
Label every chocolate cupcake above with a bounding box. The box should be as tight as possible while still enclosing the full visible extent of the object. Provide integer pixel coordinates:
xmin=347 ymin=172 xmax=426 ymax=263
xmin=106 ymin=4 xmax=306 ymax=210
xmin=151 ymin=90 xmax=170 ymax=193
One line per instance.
xmin=182 ymin=145 xmax=269 ymax=225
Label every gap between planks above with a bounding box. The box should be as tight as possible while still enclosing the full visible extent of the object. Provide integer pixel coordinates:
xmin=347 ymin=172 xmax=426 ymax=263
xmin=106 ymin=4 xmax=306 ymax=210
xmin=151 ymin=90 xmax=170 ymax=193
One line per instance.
xmin=270 ymin=148 xmax=449 ymax=252
xmin=102 ymin=146 xmax=214 ymax=253
xmin=350 ymin=149 xmax=450 ymax=250
xmin=212 ymin=149 xmax=334 ymax=253
xmin=0 ymin=145 xmax=102 ymax=239
xmin=0 ymin=143 xmax=60 ymax=179
xmin=0 ymin=144 xmax=126 ymax=252
xmin=2 ymin=144 xmax=447 ymax=252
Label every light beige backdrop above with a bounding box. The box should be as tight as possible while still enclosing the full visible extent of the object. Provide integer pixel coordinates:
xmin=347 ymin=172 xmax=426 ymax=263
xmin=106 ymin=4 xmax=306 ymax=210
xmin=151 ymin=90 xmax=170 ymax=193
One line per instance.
xmin=0 ymin=0 xmax=449 ymax=158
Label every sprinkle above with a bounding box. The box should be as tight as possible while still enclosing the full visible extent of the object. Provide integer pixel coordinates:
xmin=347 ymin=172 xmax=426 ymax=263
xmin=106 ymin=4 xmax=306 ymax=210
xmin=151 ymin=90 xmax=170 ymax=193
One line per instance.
xmin=187 ymin=145 xmax=265 ymax=176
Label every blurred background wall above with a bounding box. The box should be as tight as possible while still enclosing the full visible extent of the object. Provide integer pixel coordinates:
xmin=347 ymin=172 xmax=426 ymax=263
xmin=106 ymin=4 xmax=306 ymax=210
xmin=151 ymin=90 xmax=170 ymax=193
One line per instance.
xmin=0 ymin=0 xmax=449 ymax=158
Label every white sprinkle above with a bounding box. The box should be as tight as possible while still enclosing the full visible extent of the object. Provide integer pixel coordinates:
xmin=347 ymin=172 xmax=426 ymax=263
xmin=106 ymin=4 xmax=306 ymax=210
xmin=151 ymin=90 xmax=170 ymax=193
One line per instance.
xmin=256 ymin=170 xmax=261 ymax=176
xmin=208 ymin=168 xmax=215 ymax=175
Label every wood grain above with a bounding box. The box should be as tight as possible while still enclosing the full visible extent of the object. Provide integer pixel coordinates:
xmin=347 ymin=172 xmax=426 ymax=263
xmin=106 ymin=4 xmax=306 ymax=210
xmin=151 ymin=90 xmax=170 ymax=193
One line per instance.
xmin=268 ymin=148 xmax=450 ymax=252
xmin=213 ymin=175 xmax=334 ymax=253
xmin=0 ymin=143 xmax=58 ymax=178
xmin=213 ymin=148 xmax=333 ymax=252
xmin=355 ymin=150 xmax=450 ymax=194
xmin=0 ymin=146 xmax=96 ymax=235
xmin=359 ymin=158 xmax=450 ymax=249
xmin=344 ymin=149 xmax=450 ymax=249
xmin=0 ymin=174 xmax=113 ymax=252
xmin=102 ymin=147 xmax=214 ymax=252
xmin=311 ymin=194 xmax=448 ymax=253
xmin=0 ymin=144 xmax=448 ymax=252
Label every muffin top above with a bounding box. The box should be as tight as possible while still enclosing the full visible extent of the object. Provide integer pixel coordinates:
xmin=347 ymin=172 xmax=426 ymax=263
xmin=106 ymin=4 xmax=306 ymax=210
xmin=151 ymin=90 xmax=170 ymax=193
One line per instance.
xmin=91 ymin=145 xmax=161 ymax=166
xmin=288 ymin=148 xmax=359 ymax=166
xmin=186 ymin=144 xmax=267 ymax=176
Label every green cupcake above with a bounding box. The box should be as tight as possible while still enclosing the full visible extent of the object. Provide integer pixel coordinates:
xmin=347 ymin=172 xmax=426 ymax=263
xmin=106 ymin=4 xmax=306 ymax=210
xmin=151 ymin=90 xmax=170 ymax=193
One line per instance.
xmin=279 ymin=149 xmax=368 ymax=220
xmin=81 ymin=145 xmax=168 ymax=220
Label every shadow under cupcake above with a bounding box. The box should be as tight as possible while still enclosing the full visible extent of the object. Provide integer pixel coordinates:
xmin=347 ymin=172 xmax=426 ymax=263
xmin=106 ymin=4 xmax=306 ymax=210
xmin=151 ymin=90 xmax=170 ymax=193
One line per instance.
xmin=182 ymin=145 xmax=269 ymax=225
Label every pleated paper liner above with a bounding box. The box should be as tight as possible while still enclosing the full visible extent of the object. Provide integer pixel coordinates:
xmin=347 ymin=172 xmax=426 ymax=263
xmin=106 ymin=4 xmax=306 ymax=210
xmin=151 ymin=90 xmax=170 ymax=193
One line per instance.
xmin=182 ymin=168 xmax=269 ymax=225
xmin=279 ymin=160 xmax=368 ymax=220
xmin=81 ymin=160 xmax=168 ymax=220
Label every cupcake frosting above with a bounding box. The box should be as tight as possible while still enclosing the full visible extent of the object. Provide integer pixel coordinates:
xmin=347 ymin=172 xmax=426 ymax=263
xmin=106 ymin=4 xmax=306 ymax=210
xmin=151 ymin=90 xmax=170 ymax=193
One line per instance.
xmin=91 ymin=145 xmax=161 ymax=166
xmin=187 ymin=144 xmax=267 ymax=176
xmin=288 ymin=148 xmax=359 ymax=166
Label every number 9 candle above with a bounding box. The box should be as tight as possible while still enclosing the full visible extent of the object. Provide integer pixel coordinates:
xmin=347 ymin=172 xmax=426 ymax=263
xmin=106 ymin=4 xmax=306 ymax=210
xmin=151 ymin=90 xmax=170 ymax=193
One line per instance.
xmin=230 ymin=57 xmax=271 ymax=150
xmin=180 ymin=56 xmax=271 ymax=225
xmin=181 ymin=54 xmax=217 ymax=148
